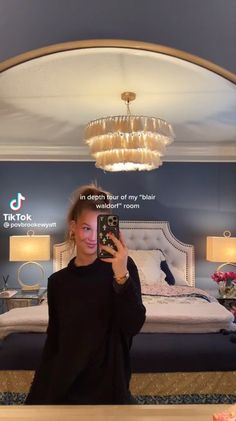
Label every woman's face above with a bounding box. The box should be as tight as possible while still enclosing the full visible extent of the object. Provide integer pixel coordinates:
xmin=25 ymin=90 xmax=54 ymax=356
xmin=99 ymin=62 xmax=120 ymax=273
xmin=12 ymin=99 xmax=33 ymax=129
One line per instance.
xmin=70 ymin=209 xmax=101 ymax=257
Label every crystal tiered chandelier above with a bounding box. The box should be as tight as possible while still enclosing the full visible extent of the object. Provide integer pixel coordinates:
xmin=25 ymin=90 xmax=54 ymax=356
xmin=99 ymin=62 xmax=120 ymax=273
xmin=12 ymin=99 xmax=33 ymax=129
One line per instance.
xmin=85 ymin=92 xmax=174 ymax=172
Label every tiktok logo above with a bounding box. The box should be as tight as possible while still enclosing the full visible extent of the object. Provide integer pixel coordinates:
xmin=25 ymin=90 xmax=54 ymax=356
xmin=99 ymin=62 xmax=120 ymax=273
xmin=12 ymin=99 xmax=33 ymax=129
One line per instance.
xmin=9 ymin=193 xmax=26 ymax=211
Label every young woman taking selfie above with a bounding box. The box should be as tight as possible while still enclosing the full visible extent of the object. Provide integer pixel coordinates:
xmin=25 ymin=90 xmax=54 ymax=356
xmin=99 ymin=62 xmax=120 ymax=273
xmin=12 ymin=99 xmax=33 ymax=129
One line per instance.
xmin=25 ymin=184 xmax=146 ymax=405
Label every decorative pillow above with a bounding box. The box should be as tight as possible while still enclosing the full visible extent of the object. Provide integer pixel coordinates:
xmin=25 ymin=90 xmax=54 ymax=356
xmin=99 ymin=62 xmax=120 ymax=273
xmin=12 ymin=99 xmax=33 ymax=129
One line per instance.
xmin=128 ymin=249 xmax=166 ymax=285
xmin=160 ymin=260 xmax=175 ymax=285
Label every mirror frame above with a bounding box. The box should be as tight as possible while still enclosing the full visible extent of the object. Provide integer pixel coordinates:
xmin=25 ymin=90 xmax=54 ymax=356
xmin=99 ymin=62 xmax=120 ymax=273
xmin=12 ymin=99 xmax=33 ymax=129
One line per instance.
xmin=0 ymin=39 xmax=235 ymax=83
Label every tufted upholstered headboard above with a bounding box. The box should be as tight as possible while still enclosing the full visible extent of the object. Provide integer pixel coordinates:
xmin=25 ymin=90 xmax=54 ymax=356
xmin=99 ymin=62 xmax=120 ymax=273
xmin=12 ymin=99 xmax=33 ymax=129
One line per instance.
xmin=53 ymin=221 xmax=195 ymax=286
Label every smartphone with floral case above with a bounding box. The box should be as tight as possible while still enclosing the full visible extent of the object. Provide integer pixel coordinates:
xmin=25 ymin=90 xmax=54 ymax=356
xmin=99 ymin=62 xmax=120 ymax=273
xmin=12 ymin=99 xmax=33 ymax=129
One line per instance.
xmin=97 ymin=214 xmax=120 ymax=258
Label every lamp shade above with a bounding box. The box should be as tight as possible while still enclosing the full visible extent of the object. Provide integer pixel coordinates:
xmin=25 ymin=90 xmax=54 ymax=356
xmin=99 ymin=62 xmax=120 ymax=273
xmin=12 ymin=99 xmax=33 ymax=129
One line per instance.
xmin=9 ymin=235 xmax=50 ymax=262
xmin=206 ymin=235 xmax=236 ymax=262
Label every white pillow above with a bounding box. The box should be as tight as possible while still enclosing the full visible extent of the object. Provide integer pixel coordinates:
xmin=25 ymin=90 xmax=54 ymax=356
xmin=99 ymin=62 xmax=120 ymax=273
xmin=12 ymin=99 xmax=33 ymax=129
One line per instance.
xmin=128 ymin=249 xmax=166 ymax=286
xmin=168 ymin=263 xmax=188 ymax=286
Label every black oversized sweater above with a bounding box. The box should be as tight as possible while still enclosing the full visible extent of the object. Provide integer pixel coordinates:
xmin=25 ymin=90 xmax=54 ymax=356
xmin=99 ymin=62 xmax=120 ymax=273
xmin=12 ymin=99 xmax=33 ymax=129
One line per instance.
xmin=25 ymin=256 xmax=146 ymax=404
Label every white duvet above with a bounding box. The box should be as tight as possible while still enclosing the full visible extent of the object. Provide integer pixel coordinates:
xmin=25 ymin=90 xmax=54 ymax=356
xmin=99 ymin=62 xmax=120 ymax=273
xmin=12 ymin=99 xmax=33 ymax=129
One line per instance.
xmin=0 ymin=287 xmax=235 ymax=338
xmin=140 ymin=284 xmax=236 ymax=333
xmin=141 ymin=301 xmax=235 ymax=333
xmin=0 ymin=304 xmax=48 ymax=339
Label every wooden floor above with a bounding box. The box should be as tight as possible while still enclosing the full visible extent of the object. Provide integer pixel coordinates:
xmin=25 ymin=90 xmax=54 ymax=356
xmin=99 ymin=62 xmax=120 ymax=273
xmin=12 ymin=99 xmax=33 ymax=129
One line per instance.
xmin=0 ymin=404 xmax=229 ymax=420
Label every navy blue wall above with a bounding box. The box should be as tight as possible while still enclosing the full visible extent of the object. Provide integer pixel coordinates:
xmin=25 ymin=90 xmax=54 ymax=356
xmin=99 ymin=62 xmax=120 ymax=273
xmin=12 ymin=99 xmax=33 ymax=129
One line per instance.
xmin=1 ymin=0 xmax=235 ymax=73
xmin=0 ymin=161 xmax=235 ymax=293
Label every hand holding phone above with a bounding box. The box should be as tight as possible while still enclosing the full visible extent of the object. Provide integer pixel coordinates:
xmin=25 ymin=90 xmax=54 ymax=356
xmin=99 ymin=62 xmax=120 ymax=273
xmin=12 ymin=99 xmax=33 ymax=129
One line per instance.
xmin=97 ymin=214 xmax=120 ymax=258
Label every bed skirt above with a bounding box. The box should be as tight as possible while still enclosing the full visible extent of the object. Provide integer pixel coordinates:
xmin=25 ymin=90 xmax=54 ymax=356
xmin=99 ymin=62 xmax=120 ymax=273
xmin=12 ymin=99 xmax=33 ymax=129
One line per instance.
xmin=0 ymin=371 xmax=236 ymax=405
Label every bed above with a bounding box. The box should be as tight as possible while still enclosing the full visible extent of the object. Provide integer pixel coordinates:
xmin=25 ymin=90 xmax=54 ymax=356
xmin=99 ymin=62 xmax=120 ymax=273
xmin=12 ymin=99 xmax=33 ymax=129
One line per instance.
xmin=0 ymin=220 xmax=236 ymax=405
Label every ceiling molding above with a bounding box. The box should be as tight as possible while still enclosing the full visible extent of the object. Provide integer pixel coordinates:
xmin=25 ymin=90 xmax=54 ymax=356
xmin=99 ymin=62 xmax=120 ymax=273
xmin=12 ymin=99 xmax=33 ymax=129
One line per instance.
xmin=0 ymin=143 xmax=235 ymax=162
xmin=165 ymin=142 xmax=236 ymax=162
xmin=0 ymin=39 xmax=235 ymax=83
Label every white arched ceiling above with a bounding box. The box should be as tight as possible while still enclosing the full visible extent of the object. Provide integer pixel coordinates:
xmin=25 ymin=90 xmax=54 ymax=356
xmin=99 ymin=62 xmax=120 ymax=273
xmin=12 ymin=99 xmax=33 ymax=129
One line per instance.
xmin=0 ymin=40 xmax=235 ymax=161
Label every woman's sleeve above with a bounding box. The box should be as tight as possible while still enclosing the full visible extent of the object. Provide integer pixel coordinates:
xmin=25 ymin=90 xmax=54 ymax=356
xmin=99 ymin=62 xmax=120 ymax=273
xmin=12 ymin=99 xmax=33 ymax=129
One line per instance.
xmin=113 ymin=256 xmax=146 ymax=336
xmin=41 ymin=275 xmax=59 ymax=358
xmin=24 ymin=276 xmax=59 ymax=404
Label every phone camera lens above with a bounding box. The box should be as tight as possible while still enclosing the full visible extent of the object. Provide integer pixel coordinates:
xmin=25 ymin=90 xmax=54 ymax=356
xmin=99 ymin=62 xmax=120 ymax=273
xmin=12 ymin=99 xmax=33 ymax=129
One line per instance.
xmin=108 ymin=215 xmax=118 ymax=226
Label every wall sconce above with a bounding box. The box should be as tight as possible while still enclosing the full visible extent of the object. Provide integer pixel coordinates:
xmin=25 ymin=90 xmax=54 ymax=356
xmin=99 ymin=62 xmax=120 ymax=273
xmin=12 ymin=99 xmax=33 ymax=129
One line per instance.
xmin=9 ymin=231 xmax=50 ymax=291
xmin=206 ymin=230 xmax=236 ymax=271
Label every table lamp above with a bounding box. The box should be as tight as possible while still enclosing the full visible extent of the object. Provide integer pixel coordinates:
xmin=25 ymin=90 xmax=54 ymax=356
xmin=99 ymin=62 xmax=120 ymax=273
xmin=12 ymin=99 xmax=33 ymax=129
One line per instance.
xmin=9 ymin=231 xmax=50 ymax=291
xmin=206 ymin=230 xmax=236 ymax=271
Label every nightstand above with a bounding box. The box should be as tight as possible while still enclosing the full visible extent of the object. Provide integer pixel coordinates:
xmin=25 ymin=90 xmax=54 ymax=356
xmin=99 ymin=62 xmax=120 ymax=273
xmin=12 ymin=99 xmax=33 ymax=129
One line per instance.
xmin=217 ymin=297 xmax=236 ymax=322
xmin=0 ymin=288 xmax=47 ymax=312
